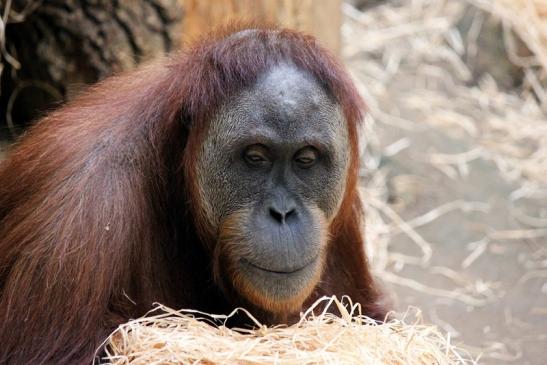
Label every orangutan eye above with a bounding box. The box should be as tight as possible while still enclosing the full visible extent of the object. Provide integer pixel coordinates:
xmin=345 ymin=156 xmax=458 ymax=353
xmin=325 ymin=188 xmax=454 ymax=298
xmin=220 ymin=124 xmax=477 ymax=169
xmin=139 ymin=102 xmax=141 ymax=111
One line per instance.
xmin=294 ymin=147 xmax=318 ymax=168
xmin=243 ymin=144 xmax=270 ymax=167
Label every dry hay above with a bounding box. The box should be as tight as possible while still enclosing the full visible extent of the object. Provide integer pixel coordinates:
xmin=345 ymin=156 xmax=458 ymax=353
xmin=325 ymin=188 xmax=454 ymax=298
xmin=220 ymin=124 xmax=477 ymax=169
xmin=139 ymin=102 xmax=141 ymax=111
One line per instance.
xmin=472 ymin=0 xmax=547 ymax=74
xmin=99 ymin=296 xmax=474 ymax=365
xmin=345 ymin=0 xmax=547 ymax=361
xmin=346 ymin=0 xmax=547 ymax=286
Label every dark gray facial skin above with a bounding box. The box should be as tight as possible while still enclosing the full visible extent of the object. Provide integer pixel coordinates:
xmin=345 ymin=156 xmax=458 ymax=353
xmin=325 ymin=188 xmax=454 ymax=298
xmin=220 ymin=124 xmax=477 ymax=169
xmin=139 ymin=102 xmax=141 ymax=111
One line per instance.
xmin=195 ymin=63 xmax=349 ymax=312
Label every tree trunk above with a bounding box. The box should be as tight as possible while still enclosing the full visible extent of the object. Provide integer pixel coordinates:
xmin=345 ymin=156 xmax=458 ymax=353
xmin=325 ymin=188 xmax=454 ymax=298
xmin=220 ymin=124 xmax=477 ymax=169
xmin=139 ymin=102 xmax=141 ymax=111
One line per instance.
xmin=0 ymin=0 xmax=182 ymax=135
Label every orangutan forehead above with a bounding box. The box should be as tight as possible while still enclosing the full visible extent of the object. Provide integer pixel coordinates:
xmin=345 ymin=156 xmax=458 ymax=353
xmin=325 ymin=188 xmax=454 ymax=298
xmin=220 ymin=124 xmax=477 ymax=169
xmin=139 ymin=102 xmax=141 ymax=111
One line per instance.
xmin=209 ymin=63 xmax=347 ymax=147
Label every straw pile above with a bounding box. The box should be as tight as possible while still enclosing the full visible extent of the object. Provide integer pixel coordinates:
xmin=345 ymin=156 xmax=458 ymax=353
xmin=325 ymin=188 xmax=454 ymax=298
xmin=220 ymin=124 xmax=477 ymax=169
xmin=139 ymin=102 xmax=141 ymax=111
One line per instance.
xmin=345 ymin=0 xmax=547 ymax=361
xmin=347 ymin=0 xmax=547 ymax=287
xmin=100 ymin=296 xmax=473 ymax=365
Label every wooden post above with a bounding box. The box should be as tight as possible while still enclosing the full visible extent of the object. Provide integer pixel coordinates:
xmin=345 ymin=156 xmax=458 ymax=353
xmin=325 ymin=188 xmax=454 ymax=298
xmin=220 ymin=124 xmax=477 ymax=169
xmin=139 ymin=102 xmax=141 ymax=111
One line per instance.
xmin=181 ymin=0 xmax=342 ymax=54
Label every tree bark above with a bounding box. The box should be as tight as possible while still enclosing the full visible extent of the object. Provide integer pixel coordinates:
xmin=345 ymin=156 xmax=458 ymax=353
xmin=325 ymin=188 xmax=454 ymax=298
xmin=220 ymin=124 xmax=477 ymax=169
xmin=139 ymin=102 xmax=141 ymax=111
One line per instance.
xmin=0 ymin=0 xmax=182 ymax=134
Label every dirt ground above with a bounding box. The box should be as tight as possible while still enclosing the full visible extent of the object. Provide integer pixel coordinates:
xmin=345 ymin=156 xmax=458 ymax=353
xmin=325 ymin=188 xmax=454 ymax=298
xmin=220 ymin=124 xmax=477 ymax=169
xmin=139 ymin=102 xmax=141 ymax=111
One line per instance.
xmin=344 ymin=1 xmax=547 ymax=364
xmin=370 ymin=116 xmax=547 ymax=364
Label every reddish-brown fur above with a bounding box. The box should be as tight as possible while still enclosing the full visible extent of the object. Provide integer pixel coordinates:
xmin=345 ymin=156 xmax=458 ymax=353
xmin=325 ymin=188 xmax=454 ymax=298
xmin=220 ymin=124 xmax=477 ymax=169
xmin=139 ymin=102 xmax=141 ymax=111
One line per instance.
xmin=0 ymin=24 xmax=386 ymax=364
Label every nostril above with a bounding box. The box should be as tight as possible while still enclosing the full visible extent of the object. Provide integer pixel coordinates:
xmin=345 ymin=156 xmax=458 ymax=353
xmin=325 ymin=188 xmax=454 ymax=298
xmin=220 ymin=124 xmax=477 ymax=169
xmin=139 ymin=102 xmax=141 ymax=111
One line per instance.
xmin=285 ymin=208 xmax=296 ymax=220
xmin=269 ymin=207 xmax=297 ymax=224
xmin=269 ymin=208 xmax=284 ymax=223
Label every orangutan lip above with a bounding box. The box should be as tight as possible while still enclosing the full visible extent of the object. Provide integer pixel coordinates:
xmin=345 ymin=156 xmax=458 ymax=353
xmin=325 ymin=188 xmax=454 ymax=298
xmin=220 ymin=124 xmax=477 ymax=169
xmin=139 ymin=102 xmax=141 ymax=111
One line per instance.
xmin=241 ymin=257 xmax=317 ymax=274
